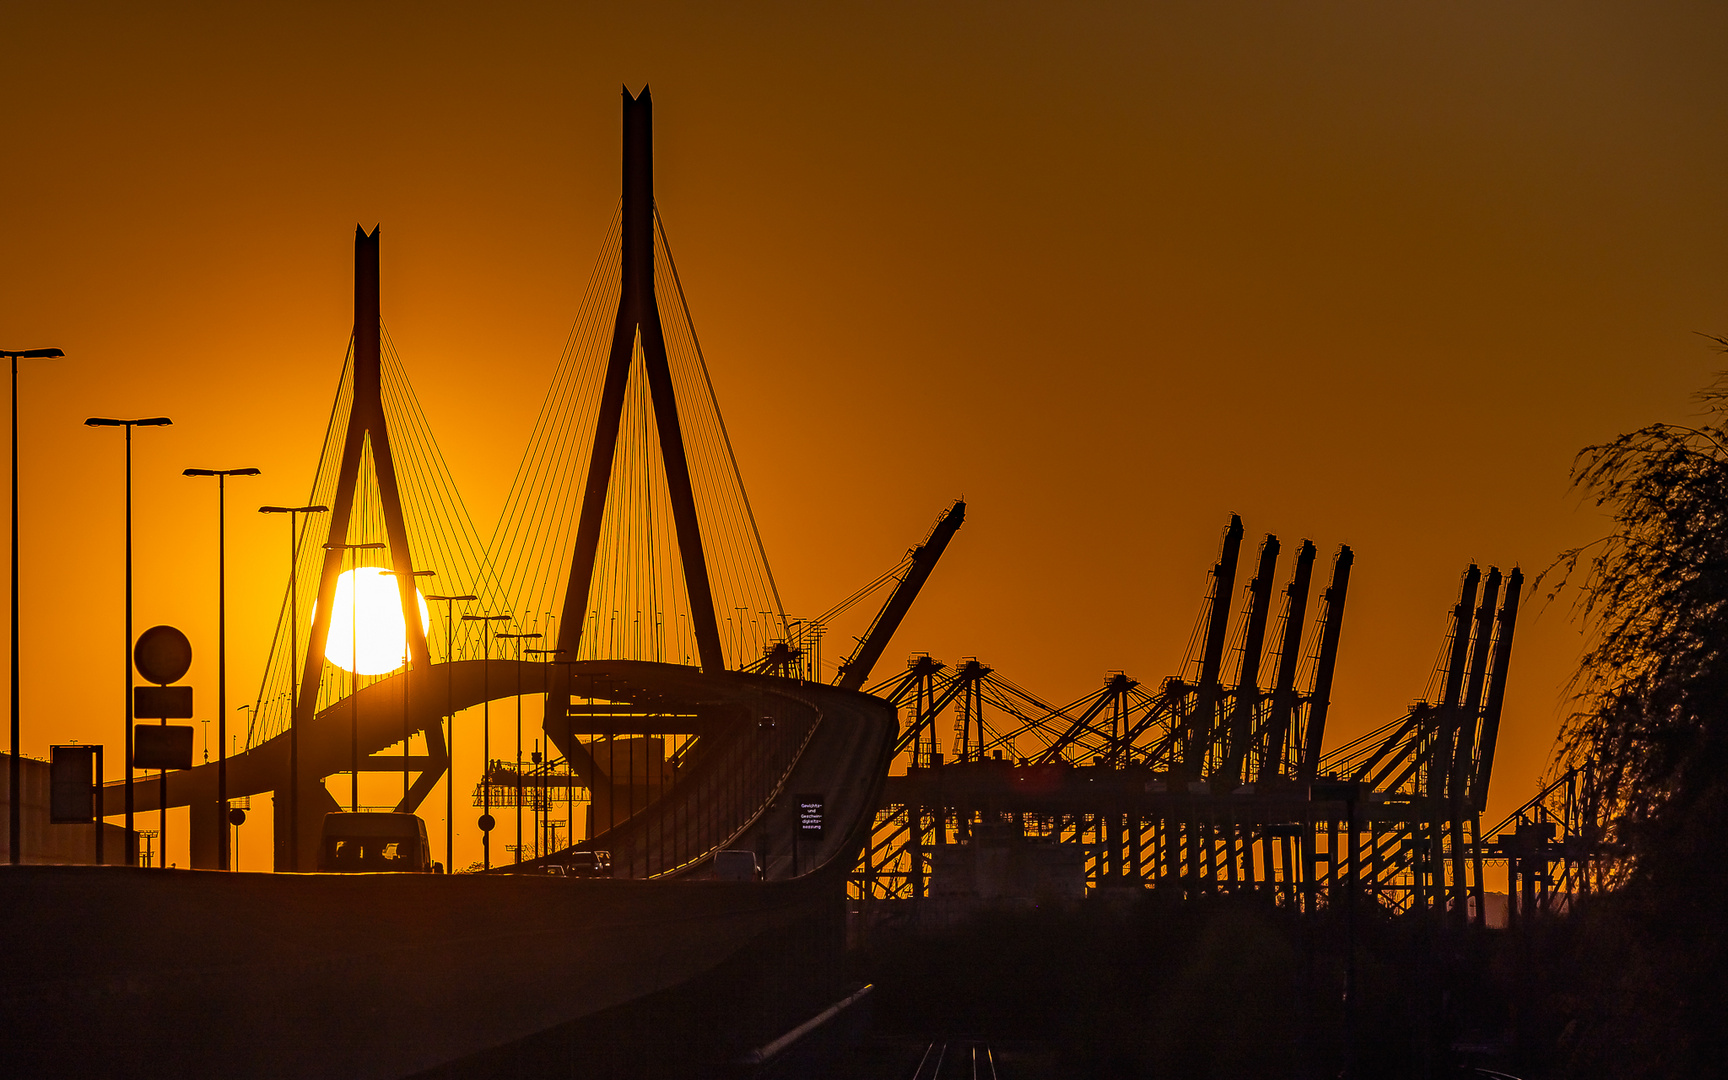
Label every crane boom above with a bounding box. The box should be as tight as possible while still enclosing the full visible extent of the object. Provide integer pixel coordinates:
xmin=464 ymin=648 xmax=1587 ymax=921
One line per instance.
xmin=1470 ymin=568 xmax=1522 ymax=811
xmin=1220 ymin=534 xmax=1281 ymax=787
xmin=1184 ymin=515 xmax=1245 ymax=774
xmin=836 ymin=501 xmax=966 ymax=691
xmin=1299 ymin=545 xmax=1352 ymax=781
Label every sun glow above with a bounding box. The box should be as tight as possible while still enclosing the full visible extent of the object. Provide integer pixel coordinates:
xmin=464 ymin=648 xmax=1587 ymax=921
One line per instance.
xmin=318 ymin=567 xmax=432 ymax=676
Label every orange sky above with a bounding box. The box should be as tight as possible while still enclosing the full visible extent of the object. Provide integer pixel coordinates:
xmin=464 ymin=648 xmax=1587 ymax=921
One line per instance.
xmin=4 ymin=3 xmax=1726 ymax=868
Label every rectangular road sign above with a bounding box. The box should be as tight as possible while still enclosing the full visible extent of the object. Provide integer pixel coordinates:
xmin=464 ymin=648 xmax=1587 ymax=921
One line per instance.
xmin=134 ymin=685 xmax=193 ymax=720
xmin=49 ymin=745 xmax=96 ymax=823
xmin=133 ymin=725 xmax=194 ymax=771
xmin=797 ymin=794 xmax=825 ymax=837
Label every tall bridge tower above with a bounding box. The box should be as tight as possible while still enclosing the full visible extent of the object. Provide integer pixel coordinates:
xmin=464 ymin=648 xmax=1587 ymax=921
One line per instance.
xmin=554 ymin=87 xmax=725 ymax=676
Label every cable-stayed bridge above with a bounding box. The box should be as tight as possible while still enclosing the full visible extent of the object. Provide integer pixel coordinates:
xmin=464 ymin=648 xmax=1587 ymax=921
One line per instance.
xmin=98 ymin=87 xmax=876 ymax=879
xmin=11 ymin=85 xmax=1619 ymax=1080
xmin=86 ymin=84 xmax=1610 ymax=924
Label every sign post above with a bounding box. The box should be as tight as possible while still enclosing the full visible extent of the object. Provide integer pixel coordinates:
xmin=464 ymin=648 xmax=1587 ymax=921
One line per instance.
xmin=133 ymin=626 xmax=195 ymax=865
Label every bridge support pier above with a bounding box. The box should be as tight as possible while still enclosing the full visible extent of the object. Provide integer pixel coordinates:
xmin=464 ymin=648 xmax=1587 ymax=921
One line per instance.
xmin=188 ymin=768 xmax=220 ymax=869
xmin=274 ymin=778 xmax=339 ymax=872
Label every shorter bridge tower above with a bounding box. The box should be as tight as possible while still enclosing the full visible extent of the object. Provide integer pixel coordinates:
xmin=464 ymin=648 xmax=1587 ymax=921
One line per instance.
xmin=276 ymin=228 xmax=445 ymax=871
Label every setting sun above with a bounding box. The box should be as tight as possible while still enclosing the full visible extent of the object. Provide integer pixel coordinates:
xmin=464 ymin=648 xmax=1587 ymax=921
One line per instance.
xmin=318 ymin=566 xmax=431 ymax=676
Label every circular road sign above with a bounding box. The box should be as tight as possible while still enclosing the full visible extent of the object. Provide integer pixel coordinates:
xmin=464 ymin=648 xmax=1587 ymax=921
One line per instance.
xmin=134 ymin=625 xmax=192 ymax=685
xmin=228 ymin=808 xmax=246 ymax=827
xmin=478 ymin=814 xmax=495 ymax=832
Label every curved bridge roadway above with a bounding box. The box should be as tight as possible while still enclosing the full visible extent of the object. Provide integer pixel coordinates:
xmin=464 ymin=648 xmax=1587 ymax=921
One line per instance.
xmin=8 ymin=674 xmax=898 ymax=1079
xmin=100 ymin=659 xmax=889 ymax=876
xmin=106 ymin=659 xmax=551 ymax=810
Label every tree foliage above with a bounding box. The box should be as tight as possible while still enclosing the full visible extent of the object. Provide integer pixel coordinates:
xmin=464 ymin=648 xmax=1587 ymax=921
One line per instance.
xmin=1538 ymin=355 xmax=1728 ymax=1078
xmin=1547 ymin=353 xmax=1728 ymax=880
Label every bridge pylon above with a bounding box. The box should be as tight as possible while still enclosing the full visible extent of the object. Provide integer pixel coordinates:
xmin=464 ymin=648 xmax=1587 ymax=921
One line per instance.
xmin=552 ymin=86 xmax=726 ymax=679
xmin=276 ymin=227 xmax=446 ymax=871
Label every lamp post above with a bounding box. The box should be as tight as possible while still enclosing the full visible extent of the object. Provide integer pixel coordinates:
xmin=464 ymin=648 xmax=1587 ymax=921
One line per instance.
xmin=526 ymin=646 xmax=569 ymax=862
xmin=183 ymin=466 xmax=260 ymax=871
xmin=232 ymin=705 xmax=252 ymax=766
xmin=427 ymin=593 xmax=476 ymax=872
xmin=259 ymin=504 xmax=327 ymax=871
xmin=383 ymin=569 xmax=435 ymax=802
xmin=84 ymin=413 xmax=169 ymax=867
xmin=496 ymin=631 xmax=540 ymax=865
xmin=532 ymin=649 xmax=580 ymax=859
xmin=229 ymin=714 xmax=248 ymax=868
xmin=324 ymin=541 xmax=386 ymax=810
xmin=461 ymin=613 xmax=510 ymax=868
xmin=6 ymin=347 xmax=61 ymax=863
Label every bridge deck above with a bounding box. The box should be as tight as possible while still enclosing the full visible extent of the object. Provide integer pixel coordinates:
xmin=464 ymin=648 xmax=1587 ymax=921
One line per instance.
xmin=7 ymin=678 xmax=898 ymax=1078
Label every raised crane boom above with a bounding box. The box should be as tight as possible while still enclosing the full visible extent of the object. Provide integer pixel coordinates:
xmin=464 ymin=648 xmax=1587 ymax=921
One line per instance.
xmin=836 ymin=501 xmax=966 ymax=691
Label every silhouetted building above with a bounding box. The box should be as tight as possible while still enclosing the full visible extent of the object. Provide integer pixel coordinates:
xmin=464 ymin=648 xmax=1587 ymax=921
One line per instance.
xmin=0 ymin=754 xmax=133 ymax=865
xmin=929 ymin=823 xmax=1086 ymax=909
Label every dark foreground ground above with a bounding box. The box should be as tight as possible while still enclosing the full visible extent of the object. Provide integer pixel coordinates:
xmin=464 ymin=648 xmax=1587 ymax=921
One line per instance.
xmin=829 ymin=894 xmax=1535 ymax=1080
xmin=821 ymin=884 xmax=1727 ymax=1080
xmin=821 ymin=1035 xmax=1052 ymax=1079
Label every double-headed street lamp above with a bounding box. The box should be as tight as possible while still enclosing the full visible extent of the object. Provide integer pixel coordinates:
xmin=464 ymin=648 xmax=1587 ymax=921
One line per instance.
xmin=183 ymin=467 xmax=261 ymax=871
xmin=259 ymin=503 xmax=327 ymax=871
xmin=461 ymin=612 xmax=510 ymax=869
xmin=84 ymin=414 xmax=170 ymax=867
xmin=495 ymin=631 xmax=541 ymax=864
xmin=4 ymin=348 xmax=62 ymax=865
xmin=426 ymin=592 xmax=476 ymax=872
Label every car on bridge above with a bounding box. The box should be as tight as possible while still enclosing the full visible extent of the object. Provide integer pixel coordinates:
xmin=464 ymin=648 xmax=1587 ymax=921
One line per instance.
xmin=714 ymin=850 xmax=762 ymax=881
xmin=565 ymin=850 xmax=612 ymax=878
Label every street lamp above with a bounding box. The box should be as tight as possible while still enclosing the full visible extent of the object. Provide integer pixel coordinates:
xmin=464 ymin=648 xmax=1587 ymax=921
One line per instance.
xmin=230 ymin=710 xmax=249 ymax=868
xmin=258 ymin=504 xmax=327 ymax=871
xmin=496 ymin=631 xmax=541 ymax=864
xmin=383 ymin=569 xmax=435 ymax=801
xmin=183 ymin=466 xmax=260 ymax=871
xmin=6 ymin=347 xmax=61 ymax=863
xmin=324 ymin=542 xmax=386 ymax=808
xmin=426 ymin=592 xmax=476 ymax=872
xmin=528 ymin=647 xmax=573 ymax=860
xmin=84 ymin=413 xmax=169 ymax=867
xmin=461 ymin=613 xmax=510 ymax=869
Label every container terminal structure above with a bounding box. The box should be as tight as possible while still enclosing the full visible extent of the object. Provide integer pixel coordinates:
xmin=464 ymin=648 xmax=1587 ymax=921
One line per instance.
xmin=849 ymin=520 xmax=1611 ymax=930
